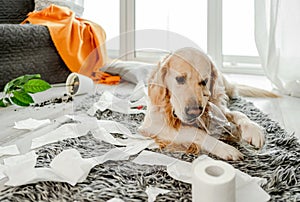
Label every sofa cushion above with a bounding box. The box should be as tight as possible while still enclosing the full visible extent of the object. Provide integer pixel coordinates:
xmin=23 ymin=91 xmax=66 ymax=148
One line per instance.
xmin=0 ymin=0 xmax=34 ymax=24
xmin=0 ymin=24 xmax=71 ymax=90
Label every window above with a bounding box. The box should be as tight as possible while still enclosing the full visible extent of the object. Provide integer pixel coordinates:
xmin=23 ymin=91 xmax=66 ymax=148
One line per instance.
xmin=134 ymin=0 xmax=262 ymax=73
xmin=83 ymin=0 xmax=263 ymax=74
xmin=223 ymin=0 xmax=258 ymax=56
xmin=135 ymin=0 xmax=207 ymax=62
xmin=82 ymin=0 xmax=120 ymax=57
xmin=221 ymin=0 xmax=262 ymax=74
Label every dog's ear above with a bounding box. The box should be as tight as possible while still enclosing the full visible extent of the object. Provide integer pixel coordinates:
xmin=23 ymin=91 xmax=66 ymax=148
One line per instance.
xmin=208 ymin=60 xmax=219 ymax=97
xmin=148 ymin=54 xmax=170 ymax=106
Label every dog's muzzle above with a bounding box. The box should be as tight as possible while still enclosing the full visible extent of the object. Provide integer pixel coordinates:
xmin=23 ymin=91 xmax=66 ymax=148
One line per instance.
xmin=173 ymin=105 xmax=204 ymax=124
xmin=185 ymin=105 xmax=203 ymax=119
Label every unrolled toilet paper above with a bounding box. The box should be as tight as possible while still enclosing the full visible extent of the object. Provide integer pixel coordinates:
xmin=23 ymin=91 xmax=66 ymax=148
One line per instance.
xmin=192 ymin=158 xmax=236 ymax=202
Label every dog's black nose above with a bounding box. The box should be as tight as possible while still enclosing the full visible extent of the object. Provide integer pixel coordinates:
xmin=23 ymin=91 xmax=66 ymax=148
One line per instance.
xmin=185 ymin=105 xmax=203 ymax=119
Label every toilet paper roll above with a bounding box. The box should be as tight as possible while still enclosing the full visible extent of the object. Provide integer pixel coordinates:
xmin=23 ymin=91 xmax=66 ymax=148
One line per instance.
xmin=192 ymin=158 xmax=236 ymax=202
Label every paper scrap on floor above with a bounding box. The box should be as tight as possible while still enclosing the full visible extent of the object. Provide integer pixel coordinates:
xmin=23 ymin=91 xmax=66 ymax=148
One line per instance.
xmin=87 ymin=82 xmax=148 ymax=116
xmin=146 ymin=186 xmax=170 ymax=202
xmin=0 ymin=145 xmax=20 ymax=157
xmin=14 ymin=118 xmax=51 ymax=130
xmin=3 ymin=138 xmax=154 ymax=186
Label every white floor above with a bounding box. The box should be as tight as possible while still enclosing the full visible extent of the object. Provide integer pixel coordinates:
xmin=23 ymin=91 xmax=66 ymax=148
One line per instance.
xmin=225 ymin=74 xmax=300 ymax=142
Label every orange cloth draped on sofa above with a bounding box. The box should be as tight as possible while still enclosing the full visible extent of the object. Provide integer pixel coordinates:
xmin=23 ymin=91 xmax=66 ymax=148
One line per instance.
xmin=22 ymin=4 xmax=120 ymax=84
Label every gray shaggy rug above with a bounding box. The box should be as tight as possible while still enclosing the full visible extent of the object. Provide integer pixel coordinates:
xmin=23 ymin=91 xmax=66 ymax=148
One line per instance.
xmin=0 ymin=96 xmax=299 ymax=202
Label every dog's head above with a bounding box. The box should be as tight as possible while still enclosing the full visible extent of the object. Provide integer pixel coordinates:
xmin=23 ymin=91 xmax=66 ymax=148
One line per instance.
xmin=148 ymin=47 xmax=218 ymax=127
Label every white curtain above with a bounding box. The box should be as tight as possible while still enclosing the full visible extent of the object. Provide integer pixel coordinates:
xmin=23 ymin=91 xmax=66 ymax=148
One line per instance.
xmin=255 ymin=0 xmax=300 ymax=97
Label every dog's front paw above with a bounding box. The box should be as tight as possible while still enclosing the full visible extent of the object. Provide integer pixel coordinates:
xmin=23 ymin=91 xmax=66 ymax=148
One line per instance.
xmin=241 ymin=122 xmax=265 ymax=148
xmin=210 ymin=141 xmax=244 ymax=161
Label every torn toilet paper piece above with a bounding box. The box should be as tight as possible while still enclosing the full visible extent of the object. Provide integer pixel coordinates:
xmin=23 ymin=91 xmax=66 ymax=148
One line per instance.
xmin=0 ymin=169 xmax=6 ymax=180
xmin=145 ymin=186 xmax=170 ymax=202
xmin=30 ymin=115 xmax=154 ymax=151
xmin=14 ymin=118 xmax=51 ymax=130
xmin=92 ymin=121 xmax=158 ymax=150
xmin=132 ymin=150 xmax=191 ymax=184
xmin=87 ymin=90 xmax=147 ymax=116
xmin=3 ymin=150 xmax=73 ymax=186
xmin=97 ymin=120 xmax=159 ymax=149
xmin=93 ymin=127 xmax=158 ymax=151
xmin=96 ymin=120 xmax=146 ymax=139
xmin=132 ymin=151 xmax=270 ymax=202
xmin=0 ymin=145 xmax=20 ymax=157
xmin=132 ymin=150 xmax=178 ymax=166
xmin=64 ymin=114 xmax=97 ymax=123
xmin=97 ymin=120 xmax=133 ymax=137
xmin=31 ymin=122 xmax=95 ymax=149
xmin=4 ymin=138 xmax=154 ymax=186
xmin=129 ymin=81 xmax=148 ymax=102
xmin=3 ymin=151 xmax=42 ymax=185
xmin=93 ymin=127 xmax=126 ymax=146
xmin=107 ymin=198 xmax=125 ymax=202
xmin=167 ymin=159 xmax=193 ymax=184
xmin=235 ymin=169 xmax=270 ymax=202
xmin=48 ymin=143 xmax=154 ymax=186
xmin=63 ymin=114 xmax=143 ymax=140
xmin=2 ymin=149 xmax=112 ymax=186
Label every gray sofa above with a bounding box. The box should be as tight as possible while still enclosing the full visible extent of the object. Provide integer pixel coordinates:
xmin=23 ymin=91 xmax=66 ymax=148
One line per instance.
xmin=0 ymin=0 xmax=71 ymax=90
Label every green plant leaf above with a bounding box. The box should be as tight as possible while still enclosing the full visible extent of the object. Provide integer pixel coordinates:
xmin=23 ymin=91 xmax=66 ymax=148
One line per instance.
xmin=10 ymin=97 xmax=30 ymax=107
xmin=12 ymin=91 xmax=34 ymax=104
xmin=3 ymin=74 xmax=41 ymax=93
xmin=0 ymin=98 xmax=12 ymax=107
xmin=0 ymin=98 xmax=7 ymax=107
xmin=4 ymin=97 xmax=12 ymax=105
xmin=23 ymin=79 xmax=51 ymax=93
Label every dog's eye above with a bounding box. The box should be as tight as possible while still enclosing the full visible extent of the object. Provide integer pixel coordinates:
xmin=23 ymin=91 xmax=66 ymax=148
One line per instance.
xmin=199 ymin=78 xmax=208 ymax=86
xmin=176 ymin=76 xmax=186 ymax=84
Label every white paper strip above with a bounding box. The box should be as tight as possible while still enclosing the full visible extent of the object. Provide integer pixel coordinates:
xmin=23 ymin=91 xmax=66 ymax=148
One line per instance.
xmin=0 ymin=170 xmax=6 ymax=181
xmin=3 ymin=149 xmax=95 ymax=186
xmin=31 ymin=123 xmax=93 ymax=149
xmin=87 ymin=90 xmax=147 ymax=115
xmin=129 ymin=81 xmax=148 ymax=102
xmin=145 ymin=186 xmax=170 ymax=202
xmin=167 ymin=160 xmax=192 ymax=184
xmin=0 ymin=145 xmax=20 ymax=157
xmin=107 ymin=198 xmax=125 ymax=202
xmin=14 ymin=118 xmax=51 ymax=130
xmin=94 ymin=120 xmax=159 ymax=150
xmin=93 ymin=127 xmax=126 ymax=146
xmin=132 ymin=150 xmax=192 ymax=184
xmin=132 ymin=150 xmax=177 ymax=166
xmin=97 ymin=120 xmax=133 ymax=137
xmin=235 ymin=169 xmax=269 ymax=202
xmin=3 ymin=151 xmax=40 ymax=185
xmin=4 ymin=138 xmax=154 ymax=186
xmin=132 ymin=151 xmax=270 ymax=202
xmin=96 ymin=120 xmax=146 ymax=139
xmin=93 ymin=128 xmax=156 ymax=149
xmin=91 ymin=139 xmax=155 ymax=165
xmin=64 ymin=114 xmax=98 ymax=124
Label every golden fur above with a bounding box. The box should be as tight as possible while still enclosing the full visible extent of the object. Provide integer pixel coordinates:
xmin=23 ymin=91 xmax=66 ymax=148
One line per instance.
xmin=139 ymin=47 xmax=279 ymax=160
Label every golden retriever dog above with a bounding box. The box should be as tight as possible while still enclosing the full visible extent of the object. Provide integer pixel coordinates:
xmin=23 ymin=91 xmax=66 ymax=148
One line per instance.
xmin=139 ymin=47 xmax=278 ymax=160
